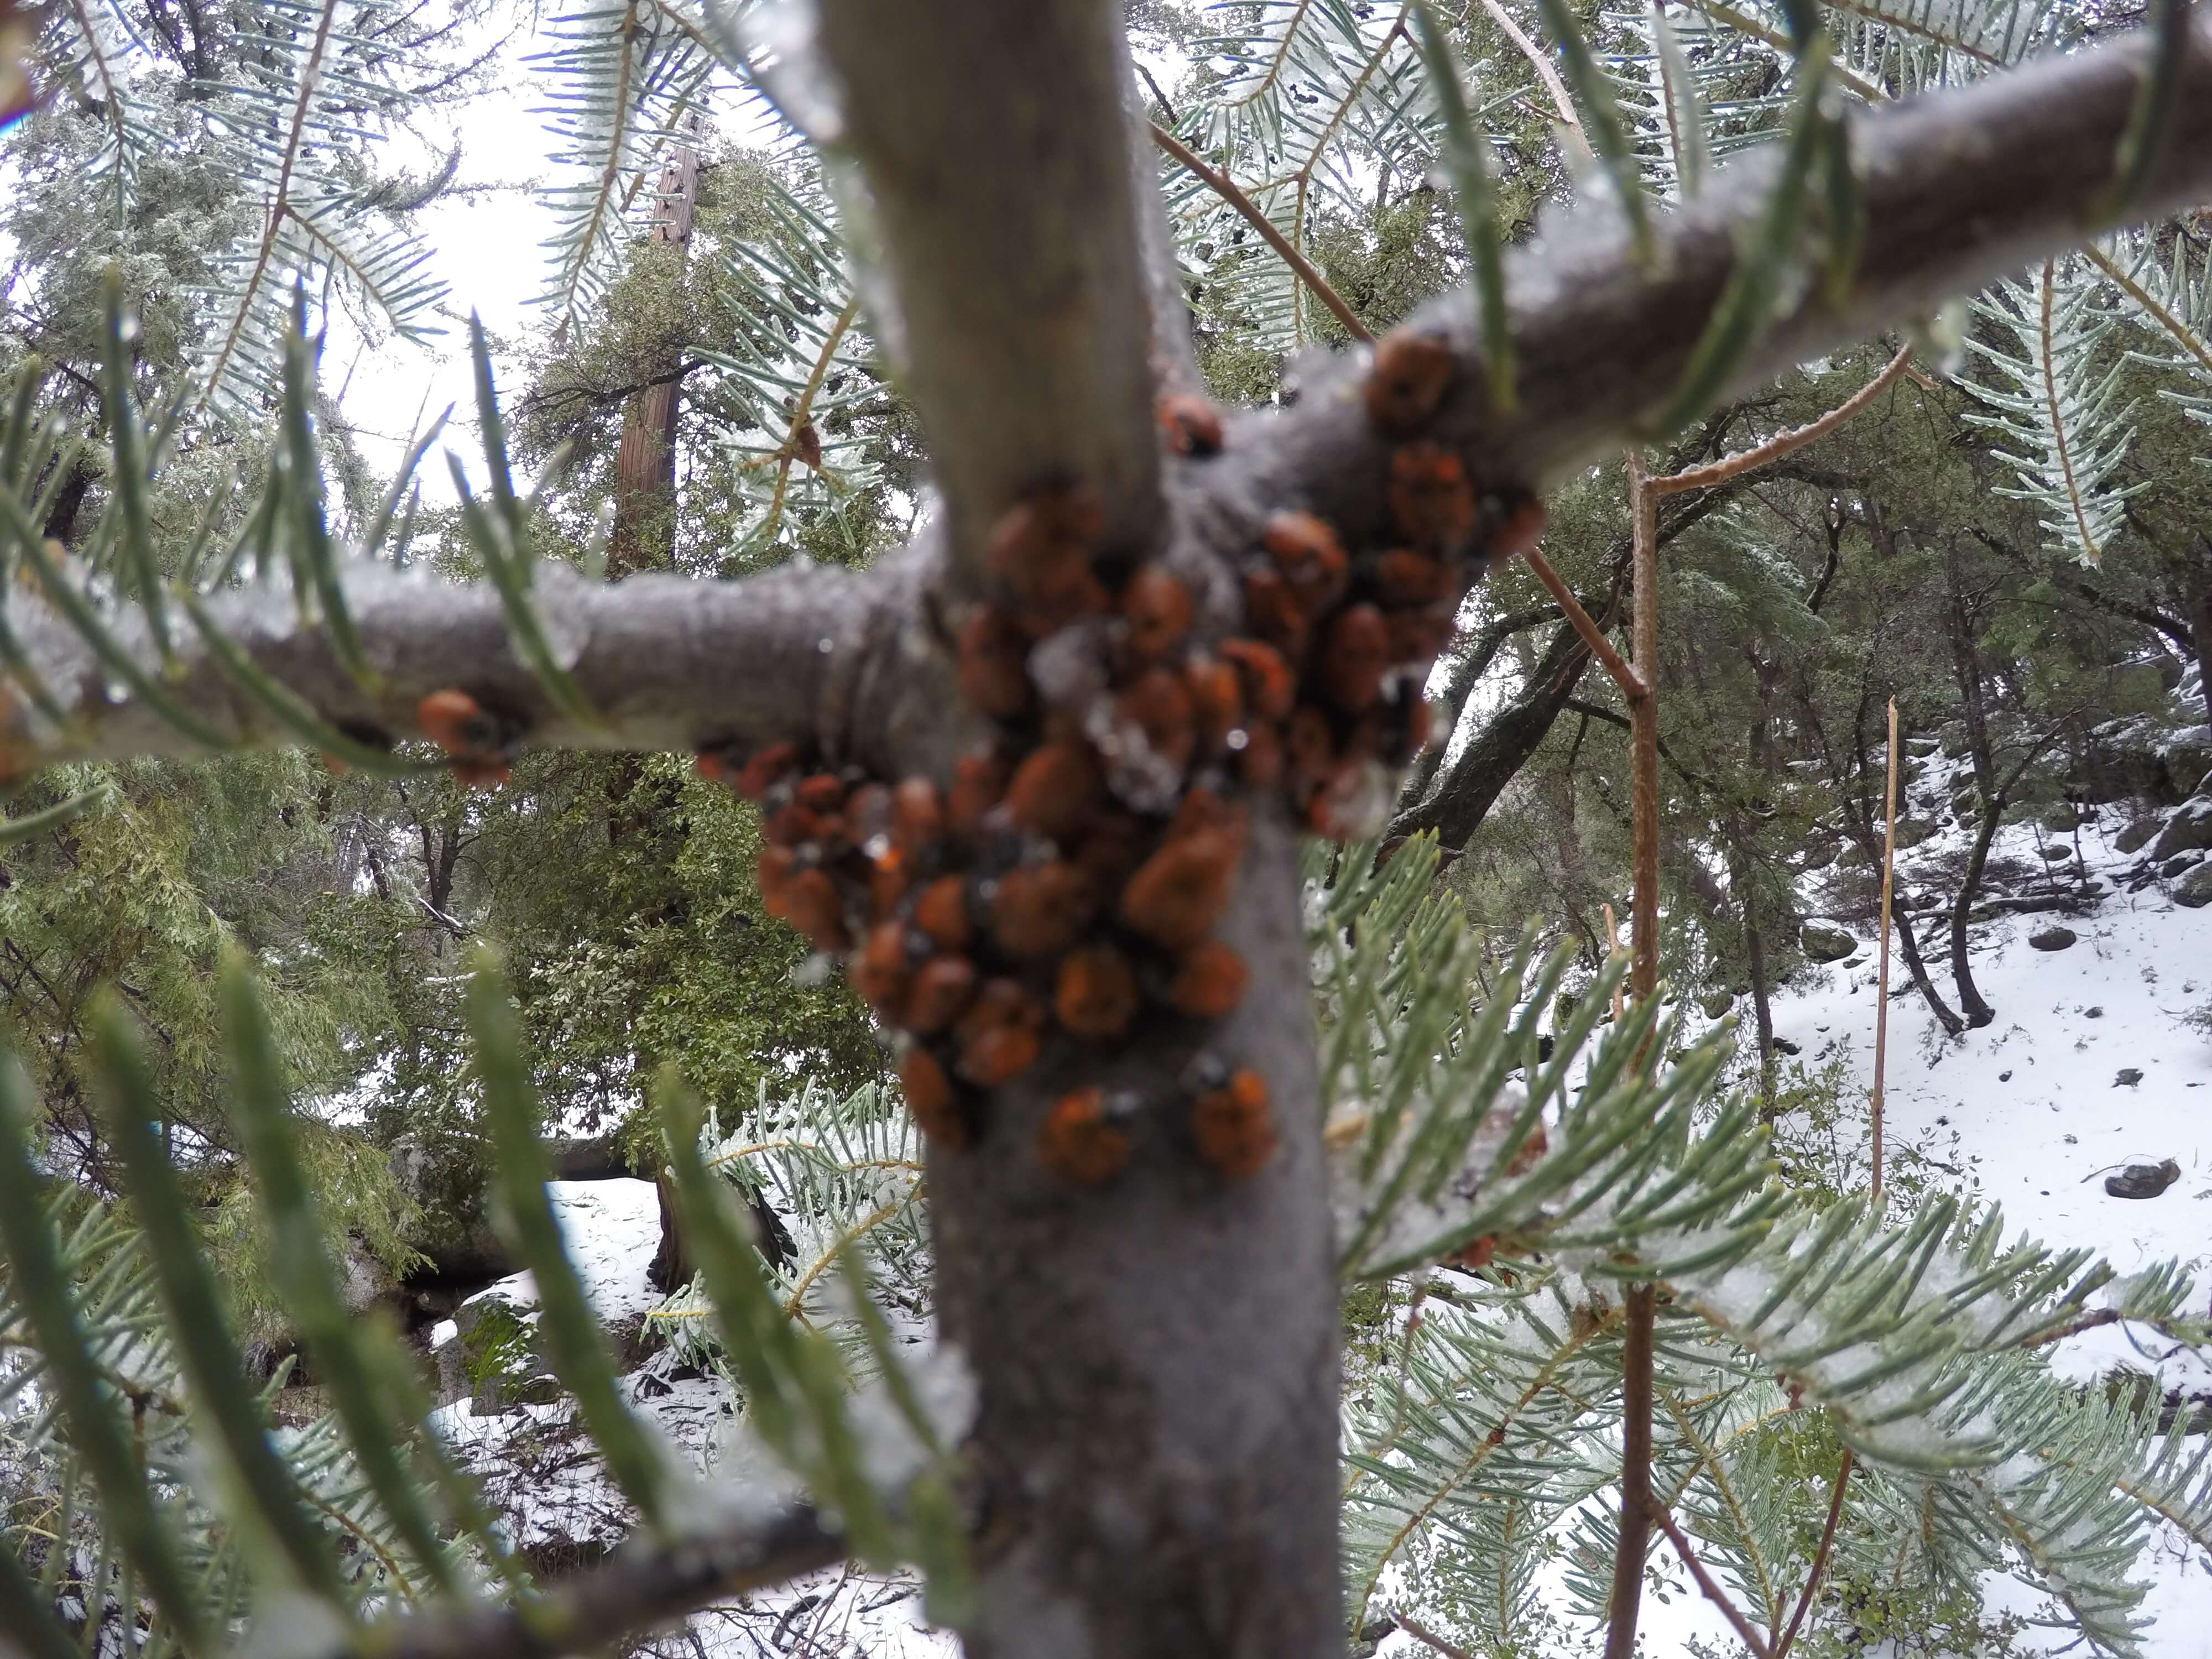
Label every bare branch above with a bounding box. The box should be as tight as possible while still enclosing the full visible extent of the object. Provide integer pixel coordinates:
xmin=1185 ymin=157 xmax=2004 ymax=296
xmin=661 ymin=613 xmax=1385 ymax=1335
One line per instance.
xmin=1519 ymin=544 xmax=1646 ymax=698
xmin=0 ymin=557 xmax=954 ymax=779
xmin=1650 ymin=1504 xmax=1776 ymax=1659
xmin=814 ymin=0 xmax=1166 ymax=585
xmin=347 ymin=1497 xmax=843 ymax=1659
xmin=1149 ymin=123 xmax=1374 ymax=343
xmin=1652 ymin=343 xmax=1916 ymax=495
xmin=1259 ymin=11 xmax=2212 ymax=549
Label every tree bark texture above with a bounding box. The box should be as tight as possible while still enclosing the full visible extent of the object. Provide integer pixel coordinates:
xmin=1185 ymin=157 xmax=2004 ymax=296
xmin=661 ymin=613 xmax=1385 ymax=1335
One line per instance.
xmin=607 ymin=112 xmax=705 ymax=580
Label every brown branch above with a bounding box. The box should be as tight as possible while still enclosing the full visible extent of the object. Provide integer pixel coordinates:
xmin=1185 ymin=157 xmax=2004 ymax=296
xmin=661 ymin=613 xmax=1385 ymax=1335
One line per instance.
xmin=815 ymin=0 xmax=1167 ymax=585
xmin=1477 ymin=0 xmax=1593 ymax=163
xmin=1148 ymin=122 xmax=1374 ymax=342
xmin=1602 ymin=1283 xmax=1660 ymax=1659
xmin=341 ymin=1498 xmax=843 ymax=1659
xmin=1650 ymin=1504 xmax=1777 ymax=1659
xmin=1394 ymin=1610 xmax=1478 ymax=1659
xmin=1651 ymin=344 xmax=1916 ymax=496
xmin=1520 ymin=545 xmax=1646 ymax=699
xmin=1773 ymin=1450 xmax=1854 ymax=1658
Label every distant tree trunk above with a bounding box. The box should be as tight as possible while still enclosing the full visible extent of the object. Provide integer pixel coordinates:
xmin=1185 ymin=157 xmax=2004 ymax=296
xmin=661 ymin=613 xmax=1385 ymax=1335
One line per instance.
xmin=608 ymin=112 xmax=706 ymax=580
xmin=40 ymin=457 xmax=94 ymax=549
xmin=2185 ymin=542 xmax=2212 ymax=733
xmin=1945 ymin=802 xmax=2002 ymax=1029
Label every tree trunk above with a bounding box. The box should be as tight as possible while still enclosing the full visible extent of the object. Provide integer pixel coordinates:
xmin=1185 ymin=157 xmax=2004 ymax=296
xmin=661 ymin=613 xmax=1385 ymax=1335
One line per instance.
xmin=927 ymin=813 xmax=1342 ymax=1657
xmin=2184 ymin=541 xmax=2212 ymax=734
xmin=608 ymin=114 xmax=705 ymax=580
xmin=1947 ymin=802 xmax=2002 ymax=1029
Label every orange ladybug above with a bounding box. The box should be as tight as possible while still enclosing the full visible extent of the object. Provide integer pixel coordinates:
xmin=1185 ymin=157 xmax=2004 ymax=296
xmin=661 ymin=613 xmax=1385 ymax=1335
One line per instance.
xmin=1388 ymin=442 xmax=1477 ymax=554
xmin=1321 ymin=604 xmax=1391 ymax=713
xmin=914 ymin=875 xmax=973 ymax=952
xmin=1364 ymin=328 xmax=1457 ymax=437
xmin=1056 ymin=945 xmax=1140 ymax=1040
xmin=1168 ymin=940 xmax=1249 ymax=1020
xmin=1193 ymin=1068 xmax=1275 ymax=1178
xmin=1155 ymin=394 xmax=1225 ymax=457
xmin=1121 ymin=566 xmax=1193 ymax=662
xmin=1220 ymin=639 xmax=1296 ymax=721
xmin=906 ymin=955 xmax=978 ymax=1035
xmin=990 ymin=862 xmax=1096 ymax=959
xmin=957 ymin=605 xmax=1033 ymax=719
xmin=1004 ymin=739 xmax=1106 ymax=842
xmin=1119 ymin=829 xmax=1241 ymax=952
xmin=1038 ymin=1088 xmax=1133 ymax=1184
xmin=899 ymin=1045 xmax=967 ymax=1149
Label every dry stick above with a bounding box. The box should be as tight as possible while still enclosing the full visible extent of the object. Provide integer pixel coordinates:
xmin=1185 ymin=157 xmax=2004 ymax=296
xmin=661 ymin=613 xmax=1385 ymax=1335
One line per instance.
xmin=1651 ymin=1504 xmax=1777 ymax=1659
xmin=1770 ymin=707 xmax=1897 ymax=1658
xmin=1651 ymin=342 xmax=1917 ymax=497
xmin=1477 ymin=0 xmax=1595 ymax=163
xmin=1521 ymin=544 xmax=1648 ymax=698
xmin=1872 ymin=695 xmax=1898 ymax=1208
xmin=1602 ymin=448 xmax=1666 ymax=1659
xmin=1773 ymin=1447 xmax=1854 ymax=1659
xmin=1394 ymin=1611 xmax=1478 ymax=1659
xmin=1604 ymin=901 xmax=1625 ymax=1021
xmin=1148 ymin=122 xmax=1374 ymax=342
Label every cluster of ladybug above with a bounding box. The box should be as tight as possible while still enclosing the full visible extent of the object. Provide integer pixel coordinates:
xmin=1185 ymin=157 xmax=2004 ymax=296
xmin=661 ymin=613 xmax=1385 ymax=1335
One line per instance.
xmin=415 ymin=324 xmax=1541 ymax=1190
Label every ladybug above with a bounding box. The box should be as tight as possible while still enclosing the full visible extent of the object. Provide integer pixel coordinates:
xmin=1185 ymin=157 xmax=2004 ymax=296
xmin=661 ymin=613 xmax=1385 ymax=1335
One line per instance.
xmin=1364 ymin=328 xmax=1457 ymax=437
xmin=1220 ymin=639 xmax=1296 ymax=721
xmin=1319 ymin=604 xmax=1390 ymax=713
xmin=1115 ymin=668 xmax=1197 ymax=774
xmin=1004 ymin=739 xmax=1107 ymax=843
xmin=1119 ymin=828 xmax=1241 ymax=951
xmin=1168 ymin=940 xmax=1249 ymax=1020
xmin=1193 ymin=1068 xmax=1275 ymax=1178
xmin=416 ymin=689 xmax=518 ymax=787
xmin=1261 ymin=511 xmax=1348 ymax=616
xmin=1155 ymin=394 xmax=1225 ymax=457
xmin=1121 ymin=566 xmax=1193 ymax=663
xmin=849 ymin=920 xmax=912 ymax=1016
xmin=990 ymin=861 xmax=1097 ymax=958
xmin=891 ymin=775 xmax=943 ymax=851
xmin=899 ymin=1045 xmax=968 ymax=1149
xmin=946 ymin=747 xmax=1013 ymax=836
xmin=914 ymin=875 xmax=974 ymax=952
xmin=1056 ymin=945 xmax=1140 ymax=1040
xmin=957 ymin=606 xmax=1033 ymax=719
xmin=1388 ymin=442 xmax=1477 ymax=555
xmin=1037 ymin=1088 xmax=1133 ymax=1184
xmin=906 ymin=955 xmax=978 ymax=1035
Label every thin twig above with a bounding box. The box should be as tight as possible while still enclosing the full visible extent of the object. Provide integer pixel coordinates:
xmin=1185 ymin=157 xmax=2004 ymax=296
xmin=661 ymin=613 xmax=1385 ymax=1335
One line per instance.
xmin=335 ymin=1499 xmax=844 ymax=1659
xmin=1394 ymin=1610 xmax=1478 ymax=1659
xmin=1871 ymin=696 xmax=1897 ymax=1206
xmin=1148 ymin=122 xmax=1373 ymax=341
xmin=1773 ymin=1449 xmax=1853 ymax=1659
xmin=1604 ymin=444 xmax=1665 ymax=1659
xmin=1650 ymin=1504 xmax=1776 ymax=1658
xmin=1602 ymin=1284 xmax=1660 ymax=1659
xmin=1652 ymin=344 xmax=1914 ymax=496
xmin=1520 ymin=544 xmax=1648 ymax=699
xmin=1477 ymin=0 xmax=1593 ymax=162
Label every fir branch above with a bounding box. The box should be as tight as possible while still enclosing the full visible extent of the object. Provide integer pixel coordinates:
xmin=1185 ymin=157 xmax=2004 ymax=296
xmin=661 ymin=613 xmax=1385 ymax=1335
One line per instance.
xmin=1150 ymin=122 xmax=1373 ymax=342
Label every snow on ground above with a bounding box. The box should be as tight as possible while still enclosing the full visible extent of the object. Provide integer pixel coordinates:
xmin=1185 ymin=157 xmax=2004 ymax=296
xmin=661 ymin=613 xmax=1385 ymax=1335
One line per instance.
xmin=435 ymin=1178 xmax=664 ymax=1350
xmin=1767 ymin=791 xmax=2212 ymax=1373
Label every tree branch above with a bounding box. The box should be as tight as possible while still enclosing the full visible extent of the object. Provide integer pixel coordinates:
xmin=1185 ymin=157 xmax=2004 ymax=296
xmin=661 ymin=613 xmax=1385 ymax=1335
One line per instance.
xmin=1149 ymin=122 xmax=1373 ymax=343
xmin=1650 ymin=1504 xmax=1776 ymax=1659
xmin=814 ymin=0 xmax=1166 ymax=585
xmin=342 ymin=1496 xmax=843 ymax=1659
